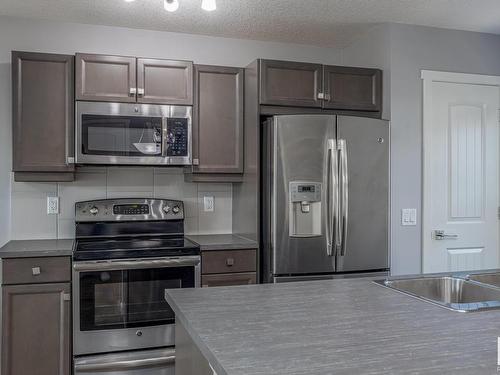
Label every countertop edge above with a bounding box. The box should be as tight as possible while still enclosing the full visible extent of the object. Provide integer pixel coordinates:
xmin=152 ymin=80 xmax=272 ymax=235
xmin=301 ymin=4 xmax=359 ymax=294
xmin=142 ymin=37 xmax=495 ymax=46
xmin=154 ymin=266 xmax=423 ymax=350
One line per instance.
xmin=186 ymin=234 xmax=258 ymax=251
xmin=166 ymin=291 xmax=229 ymax=375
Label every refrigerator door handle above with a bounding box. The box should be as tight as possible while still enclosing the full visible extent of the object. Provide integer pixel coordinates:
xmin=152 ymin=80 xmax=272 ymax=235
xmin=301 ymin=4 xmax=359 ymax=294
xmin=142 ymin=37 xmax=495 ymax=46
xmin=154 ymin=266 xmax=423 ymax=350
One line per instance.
xmin=338 ymin=139 xmax=349 ymax=256
xmin=326 ymin=139 xmax=338 ymax=256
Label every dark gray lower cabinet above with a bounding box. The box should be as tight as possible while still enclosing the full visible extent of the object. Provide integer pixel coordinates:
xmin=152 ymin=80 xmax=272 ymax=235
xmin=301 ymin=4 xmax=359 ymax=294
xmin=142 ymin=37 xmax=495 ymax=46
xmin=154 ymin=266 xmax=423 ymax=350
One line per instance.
xmin=12 ymin=51 xmax=75 ymax=182
xmin=1 ymin=283 xmax=71 ymax=375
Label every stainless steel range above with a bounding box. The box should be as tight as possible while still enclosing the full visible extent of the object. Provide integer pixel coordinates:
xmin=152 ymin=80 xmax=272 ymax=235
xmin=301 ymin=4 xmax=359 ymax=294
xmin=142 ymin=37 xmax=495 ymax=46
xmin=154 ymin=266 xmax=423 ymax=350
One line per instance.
xmin=72 ymin=198 xmax=200 ymax=375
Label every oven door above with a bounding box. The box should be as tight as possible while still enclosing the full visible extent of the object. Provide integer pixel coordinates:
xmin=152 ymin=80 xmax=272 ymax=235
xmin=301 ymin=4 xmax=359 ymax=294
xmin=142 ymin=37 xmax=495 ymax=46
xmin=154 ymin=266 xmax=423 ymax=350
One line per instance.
xmin=73 ymin=256 xmax=200 ymax=355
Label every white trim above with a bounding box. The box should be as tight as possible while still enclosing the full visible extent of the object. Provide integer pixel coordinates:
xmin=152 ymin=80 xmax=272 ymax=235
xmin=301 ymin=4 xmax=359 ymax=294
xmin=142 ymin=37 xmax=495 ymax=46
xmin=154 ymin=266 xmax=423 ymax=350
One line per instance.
xmin=421 ymin=70 xmax=500 ymax=273
xmin=421 ymin=70 xmax=500 ymax=86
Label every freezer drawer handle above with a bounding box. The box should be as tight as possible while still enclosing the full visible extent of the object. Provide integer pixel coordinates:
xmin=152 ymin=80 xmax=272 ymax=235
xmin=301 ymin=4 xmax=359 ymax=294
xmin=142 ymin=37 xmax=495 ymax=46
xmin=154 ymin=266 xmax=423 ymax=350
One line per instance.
xmin=74 ymin=352 xmax=175 ymax=372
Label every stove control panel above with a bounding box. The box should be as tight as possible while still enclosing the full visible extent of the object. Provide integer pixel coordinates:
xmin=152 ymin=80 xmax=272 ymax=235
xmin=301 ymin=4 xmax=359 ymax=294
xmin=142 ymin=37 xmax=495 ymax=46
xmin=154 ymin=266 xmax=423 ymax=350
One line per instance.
xmin=113 ymin=204 xmax=150 ymax=216
xmin=75 ymin=199 xmax=184 ymax=222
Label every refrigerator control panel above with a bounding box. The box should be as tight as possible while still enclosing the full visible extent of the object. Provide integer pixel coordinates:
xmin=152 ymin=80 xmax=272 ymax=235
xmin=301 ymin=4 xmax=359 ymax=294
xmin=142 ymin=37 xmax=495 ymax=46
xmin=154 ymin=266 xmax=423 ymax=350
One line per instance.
xmin=290 ymin=182 xmax=322 ymax=202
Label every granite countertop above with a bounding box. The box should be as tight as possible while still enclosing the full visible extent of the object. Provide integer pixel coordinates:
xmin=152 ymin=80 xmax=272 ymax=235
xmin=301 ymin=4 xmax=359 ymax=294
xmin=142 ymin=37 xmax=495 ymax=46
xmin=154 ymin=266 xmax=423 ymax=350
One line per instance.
xmin=166 ymin=278 xmax=500 ymax=375
xmin=186 ymin=234 xmax=257 ymax=251
xmin=0 ymin=239 xmax=74 ymax=258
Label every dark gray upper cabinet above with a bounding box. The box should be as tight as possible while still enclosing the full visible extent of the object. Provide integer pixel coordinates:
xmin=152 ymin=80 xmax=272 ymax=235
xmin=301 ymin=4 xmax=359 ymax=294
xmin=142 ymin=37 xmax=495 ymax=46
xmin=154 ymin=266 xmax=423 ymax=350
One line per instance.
xmin=76 ymin=53 xmax=137 ymax=102
xmin=191 ymin=65 xmax=244 ymax=174
xmin=76 ymin=53 xmax=193 ymax=105
xmin=2 ymin=282 xmax=71 ymax=375
xmin=12 ymin=51 xmax=75 ymax=181
xmin=137 ymin=58 xmax=193 ymax=105
xmin=323 ymin=65 xmax=382 ymax=111
xmin=259 ymin=59 xmax=323 ymax=108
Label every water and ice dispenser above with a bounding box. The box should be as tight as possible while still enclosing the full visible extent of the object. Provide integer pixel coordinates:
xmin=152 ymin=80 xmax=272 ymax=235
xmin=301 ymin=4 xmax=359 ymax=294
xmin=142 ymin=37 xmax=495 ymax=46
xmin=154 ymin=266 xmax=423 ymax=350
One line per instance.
xmin=289 ymin=182 xmax=322 ymax=237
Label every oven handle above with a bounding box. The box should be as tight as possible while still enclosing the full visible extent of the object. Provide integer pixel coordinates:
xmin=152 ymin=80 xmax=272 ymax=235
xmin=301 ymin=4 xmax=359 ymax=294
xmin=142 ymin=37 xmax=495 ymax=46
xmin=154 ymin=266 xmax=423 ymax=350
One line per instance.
xmin=74 ymin=350 xmax=175 ymax=372
xmin=73 ymin=256 xmax=200 ymax=272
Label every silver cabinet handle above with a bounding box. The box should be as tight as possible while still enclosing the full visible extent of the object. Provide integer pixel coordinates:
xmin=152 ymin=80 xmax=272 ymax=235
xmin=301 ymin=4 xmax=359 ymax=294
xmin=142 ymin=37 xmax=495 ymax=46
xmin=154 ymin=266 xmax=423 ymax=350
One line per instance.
xmin=433 ymin=230 xmax=458 ymax=240
xmin=226 ymin=258 xmax=235 ymax=266
xmin=32 ymin=267 xmax=41 ymax=276
xmin=129 ymin=87 xmax=137 ymax=96
xmin=317 ymin=92 xmax=325 ymax=100
xmin=338 ymin=139 xmax=349 ymax=256
xmin=137 ymin=88 xmax=145 ymax=96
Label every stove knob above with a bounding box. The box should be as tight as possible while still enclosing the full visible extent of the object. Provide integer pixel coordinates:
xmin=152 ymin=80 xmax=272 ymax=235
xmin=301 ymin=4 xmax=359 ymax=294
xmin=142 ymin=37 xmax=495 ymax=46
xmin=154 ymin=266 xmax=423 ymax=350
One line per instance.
xmin=163 ymin=206 xmax=171 ymax=214
xmin=172 ymin=206 xmax=180 ymax=214
xmin=89 ymin=206 xmax=99 ymax=215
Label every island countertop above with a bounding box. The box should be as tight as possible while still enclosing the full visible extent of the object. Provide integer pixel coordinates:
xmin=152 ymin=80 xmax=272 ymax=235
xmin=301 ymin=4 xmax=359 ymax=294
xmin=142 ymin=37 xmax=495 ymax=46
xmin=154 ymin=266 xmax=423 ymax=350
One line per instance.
xmin=165 ymin=278 xmax=500 ymax=375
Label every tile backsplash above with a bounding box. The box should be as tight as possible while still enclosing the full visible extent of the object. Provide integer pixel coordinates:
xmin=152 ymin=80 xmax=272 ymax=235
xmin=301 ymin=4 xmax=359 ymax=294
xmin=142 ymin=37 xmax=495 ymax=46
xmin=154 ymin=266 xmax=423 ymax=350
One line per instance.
xmin=10 ymin=167 xmax=232 ymax=240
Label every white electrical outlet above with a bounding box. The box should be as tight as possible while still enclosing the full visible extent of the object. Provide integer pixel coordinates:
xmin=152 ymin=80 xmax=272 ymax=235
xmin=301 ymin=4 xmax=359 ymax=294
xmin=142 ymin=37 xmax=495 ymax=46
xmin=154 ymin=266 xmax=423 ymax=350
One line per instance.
xmin=203 ymin=196 xmax=215 ymax=212
xmin=401 ymin=208 xmax=417 ymax=226
xmin=47 ymin=196 xmax=59 ymax=215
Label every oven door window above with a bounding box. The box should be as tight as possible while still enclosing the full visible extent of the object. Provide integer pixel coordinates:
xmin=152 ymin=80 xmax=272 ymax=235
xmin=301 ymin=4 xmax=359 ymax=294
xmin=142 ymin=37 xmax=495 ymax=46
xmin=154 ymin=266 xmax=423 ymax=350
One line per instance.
xmin=81 ymin=114 xmax=163 ymax=157
xmin=79 ymin=266 xmax=194 ymax=330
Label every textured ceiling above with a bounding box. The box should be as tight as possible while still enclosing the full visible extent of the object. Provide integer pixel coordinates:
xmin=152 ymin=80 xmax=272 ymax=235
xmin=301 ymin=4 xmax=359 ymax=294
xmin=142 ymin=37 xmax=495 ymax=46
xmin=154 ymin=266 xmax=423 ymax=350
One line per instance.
xmin=1 ymin=0 xmax=500 ymax=47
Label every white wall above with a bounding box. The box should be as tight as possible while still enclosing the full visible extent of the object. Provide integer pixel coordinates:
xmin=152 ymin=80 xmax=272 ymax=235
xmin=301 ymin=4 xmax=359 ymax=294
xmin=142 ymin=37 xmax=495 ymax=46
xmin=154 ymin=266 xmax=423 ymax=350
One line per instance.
xmin=342 ymin=23 xmax=500 ymax=275
xmin=389 ymin=23 xmax=500 ymax=275
xmin=0 ymin=15 xmax=342 ymax=242
xmin=341 ymin=24 xmax=391 ymax=120
xmin=10 ymin=168 xmax=233 ymax=239
xmin=0 ymin=16 xmax=341 ymax=65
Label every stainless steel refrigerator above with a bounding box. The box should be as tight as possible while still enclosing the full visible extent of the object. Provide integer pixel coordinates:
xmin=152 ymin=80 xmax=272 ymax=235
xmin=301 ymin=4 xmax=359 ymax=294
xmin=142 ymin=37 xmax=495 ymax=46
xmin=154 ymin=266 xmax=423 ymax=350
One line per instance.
xmin=262 ymin=115 xmax=389 ymax=283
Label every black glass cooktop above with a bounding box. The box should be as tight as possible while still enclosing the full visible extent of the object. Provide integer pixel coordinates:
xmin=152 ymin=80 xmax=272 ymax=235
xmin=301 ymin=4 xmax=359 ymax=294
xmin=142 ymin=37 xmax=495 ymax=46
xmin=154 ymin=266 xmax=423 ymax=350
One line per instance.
xmin=74 ymin=236 xmax=200 ymax=261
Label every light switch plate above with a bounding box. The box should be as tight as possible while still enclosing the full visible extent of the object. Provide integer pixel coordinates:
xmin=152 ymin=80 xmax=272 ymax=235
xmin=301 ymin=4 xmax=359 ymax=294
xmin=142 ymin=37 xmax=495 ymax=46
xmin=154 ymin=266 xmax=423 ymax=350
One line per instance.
xmin=203 ymin=196 xmax=215 ymax=212
xmin=47 ymin=196 xmax=59 ymax=215
xmin=401 ymin=208 xmax=417 ymax=226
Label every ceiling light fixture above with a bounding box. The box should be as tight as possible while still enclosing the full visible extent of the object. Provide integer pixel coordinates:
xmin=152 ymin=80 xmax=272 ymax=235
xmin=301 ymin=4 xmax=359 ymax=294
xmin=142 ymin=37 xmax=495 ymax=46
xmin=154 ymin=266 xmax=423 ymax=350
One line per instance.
xmin=201 ymin=0 xmax=216 ymax=11
xmin=124 ymin=0 xmax=136 ymax=2
xmin=164 ymin=0 xmax=180 ymax=12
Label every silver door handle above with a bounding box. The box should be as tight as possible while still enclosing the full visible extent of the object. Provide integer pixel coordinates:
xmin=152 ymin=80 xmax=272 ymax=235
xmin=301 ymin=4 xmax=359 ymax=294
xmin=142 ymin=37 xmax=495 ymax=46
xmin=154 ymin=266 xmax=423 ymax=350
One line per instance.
xmin=338 ymin=139 xmax=348 ymax=256
xmin=129 ymin=87 xmax=137 ymax=96
xmin=433 ymin=230 xmax=458 ymax=240
xmin=137 ymin=88 xmax=145 ymax=96
xmin=326 ymin=139 xmax=338 ymax=256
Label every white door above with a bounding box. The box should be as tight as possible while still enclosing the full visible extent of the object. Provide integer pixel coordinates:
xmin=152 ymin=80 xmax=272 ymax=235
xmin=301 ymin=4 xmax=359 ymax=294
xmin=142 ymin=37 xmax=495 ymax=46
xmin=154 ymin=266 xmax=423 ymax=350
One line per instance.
xmin=423 ymin=75 xmax=499 ymax=273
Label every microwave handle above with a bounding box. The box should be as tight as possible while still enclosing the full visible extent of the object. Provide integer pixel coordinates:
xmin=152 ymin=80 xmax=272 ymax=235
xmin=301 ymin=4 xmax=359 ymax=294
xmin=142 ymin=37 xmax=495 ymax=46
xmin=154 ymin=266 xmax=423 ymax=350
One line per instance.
xmin=162 ymin=117 xmax=169 ymax=157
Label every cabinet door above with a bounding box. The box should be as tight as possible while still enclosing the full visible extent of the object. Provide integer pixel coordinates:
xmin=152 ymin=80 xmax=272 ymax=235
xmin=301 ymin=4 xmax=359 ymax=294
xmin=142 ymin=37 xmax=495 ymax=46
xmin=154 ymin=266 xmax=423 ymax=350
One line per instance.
xmin=202 ymin=272 xmax=257 ymax=287
xmin=12 ymin=51 xmax=75 ymax=174
xmin=2 ymin=283 xmax=71 ymax=375
xmin=323 ymin=66 xmax=382 ymax=111
xmin=259 ymin=59 xmax=323 ymax=108
xmin=76 ymin=53 xmax=136 ymax=102
xmin=192 ymin=65 xmax=243 ymax=173
xmin=137 ymin=58 xmax=193 ymax=105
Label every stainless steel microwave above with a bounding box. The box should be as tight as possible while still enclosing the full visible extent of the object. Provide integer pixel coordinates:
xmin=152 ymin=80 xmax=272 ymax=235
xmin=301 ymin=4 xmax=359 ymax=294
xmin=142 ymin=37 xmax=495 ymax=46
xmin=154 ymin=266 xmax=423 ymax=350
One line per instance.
xmin=76 ymin=101 xmax=192 ymax=165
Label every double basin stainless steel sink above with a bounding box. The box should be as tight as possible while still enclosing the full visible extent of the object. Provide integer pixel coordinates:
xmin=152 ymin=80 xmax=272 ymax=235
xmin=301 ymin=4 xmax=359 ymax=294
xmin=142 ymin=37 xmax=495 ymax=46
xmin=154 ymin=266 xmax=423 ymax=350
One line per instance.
xmin=374 ymin=271 xmax=500 ymax=312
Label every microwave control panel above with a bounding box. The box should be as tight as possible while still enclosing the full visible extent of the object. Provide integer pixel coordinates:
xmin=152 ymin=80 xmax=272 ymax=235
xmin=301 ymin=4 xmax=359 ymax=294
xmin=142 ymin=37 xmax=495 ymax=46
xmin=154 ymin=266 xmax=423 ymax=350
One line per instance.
xmin=166 ymin=118 xmax=189 ymax=157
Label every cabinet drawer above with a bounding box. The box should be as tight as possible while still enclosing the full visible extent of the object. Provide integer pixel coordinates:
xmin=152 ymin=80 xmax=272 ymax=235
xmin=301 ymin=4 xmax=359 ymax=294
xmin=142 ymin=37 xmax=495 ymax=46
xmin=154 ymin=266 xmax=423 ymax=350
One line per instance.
xmin=202 ymin=272 xmax=257 ymax=288
xmin=2 ymin=257 xmax=71 ymax=285
xmin=202 ymin=250 xmax=256 ymax=274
